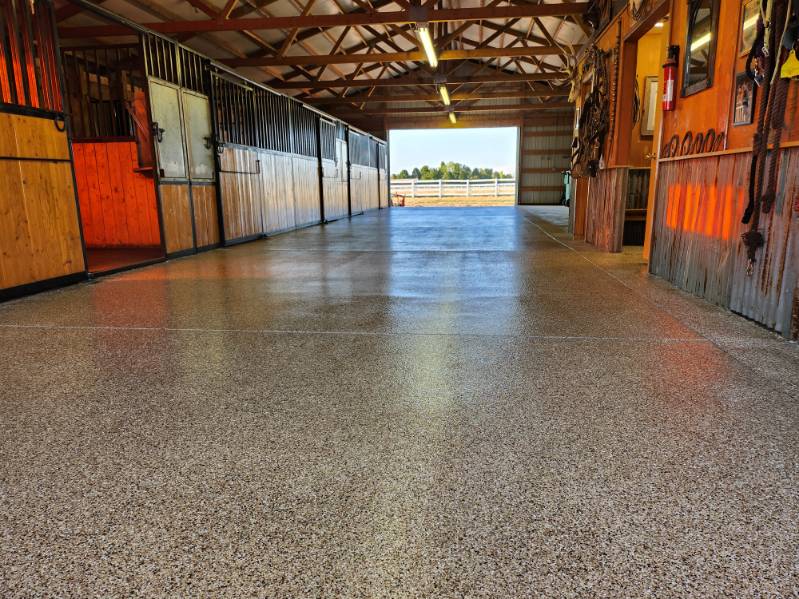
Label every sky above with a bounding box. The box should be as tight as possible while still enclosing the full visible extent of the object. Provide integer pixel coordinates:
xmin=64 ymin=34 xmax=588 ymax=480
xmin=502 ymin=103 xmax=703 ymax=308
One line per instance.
xmin=388 ymin=127 xmax=518 ymax=176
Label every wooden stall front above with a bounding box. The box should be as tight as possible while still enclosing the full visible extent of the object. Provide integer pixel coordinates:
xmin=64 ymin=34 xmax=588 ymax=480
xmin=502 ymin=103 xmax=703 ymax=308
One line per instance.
xmin=0 ymin=0 xmax=86 ymax=299
xmin=61 ymin=40 xmax=164 ymax=273
xmin=320 ymin=119 xmax=349 ymax=222
xmin=213 ymin=72 xmax=325 ymax=243
xmin=348 ymin=129 xmax=380 ymax=214
xmin=377 ymin=140 xmax=389 ymax=209
xmin=143 ymin=36 xmax=219 ymax=257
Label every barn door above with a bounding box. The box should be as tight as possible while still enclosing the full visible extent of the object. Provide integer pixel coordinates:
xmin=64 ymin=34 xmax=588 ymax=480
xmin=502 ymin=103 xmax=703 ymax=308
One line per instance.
xmin=148 ymin=79 xmax=187 ymax=180
xmin=181 ymin=90 xmax=214 ymax=180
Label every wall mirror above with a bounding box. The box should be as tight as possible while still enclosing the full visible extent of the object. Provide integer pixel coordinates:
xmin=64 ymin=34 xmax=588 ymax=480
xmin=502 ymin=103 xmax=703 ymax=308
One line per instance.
xmin=682 ymin=0 xmax=720 ymax=96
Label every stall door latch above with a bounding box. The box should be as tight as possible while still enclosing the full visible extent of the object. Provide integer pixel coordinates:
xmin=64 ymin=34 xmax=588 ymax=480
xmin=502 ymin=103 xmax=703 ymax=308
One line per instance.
xmin=151 ymin=122 xmax=165 ymax=143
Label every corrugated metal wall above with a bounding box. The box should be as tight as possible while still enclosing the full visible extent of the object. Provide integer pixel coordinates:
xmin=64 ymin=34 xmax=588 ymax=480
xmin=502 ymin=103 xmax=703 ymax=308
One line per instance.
xmin=518 ymin=119 xmax=571 ymax=205
xmin=650 ymin=149 xmax=799 ymax=339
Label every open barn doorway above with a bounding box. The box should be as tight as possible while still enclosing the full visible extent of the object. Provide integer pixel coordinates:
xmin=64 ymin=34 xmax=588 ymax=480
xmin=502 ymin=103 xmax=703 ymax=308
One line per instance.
xmin=388 ymin=127 xmax=518 ymax=207
xmin=59 ymin=16 xmax=165 ymax=275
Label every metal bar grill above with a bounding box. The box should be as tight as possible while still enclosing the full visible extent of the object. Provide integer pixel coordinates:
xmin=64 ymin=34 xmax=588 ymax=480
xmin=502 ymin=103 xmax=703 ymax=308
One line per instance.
xmin=61 ymin=44 xmax=139 ymax=139
xmin=0 ymin=0 xmax=62 ymax=112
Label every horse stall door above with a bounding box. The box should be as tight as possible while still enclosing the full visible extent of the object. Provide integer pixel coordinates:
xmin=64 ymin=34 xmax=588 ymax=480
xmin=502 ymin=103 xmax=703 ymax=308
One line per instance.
xmin=182 ymin=89 xmax=219 ymax=250
xmin=0 ymin=0 xmax=87 ymax=298
xmin=378 ymin=144 xmax=388 ymax=209
xmin=320 ymin=120 xmax=348 ymax=222
xmin=149 ymin=78 xmax=194 ymax=255
xmin=0 ymin=113 xmax=86 ymax=296
xmin=62 ymin=44 xmax=164 ymax=274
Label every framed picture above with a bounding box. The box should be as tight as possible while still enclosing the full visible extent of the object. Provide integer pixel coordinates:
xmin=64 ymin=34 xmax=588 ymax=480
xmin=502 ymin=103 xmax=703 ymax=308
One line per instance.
xmin=640 ymin=76 xmax=659 ymax=137
xmin=739 ymin=0 xmax=759 ymax=57
xmin=733 ymin=72 xmax=756 ymax=126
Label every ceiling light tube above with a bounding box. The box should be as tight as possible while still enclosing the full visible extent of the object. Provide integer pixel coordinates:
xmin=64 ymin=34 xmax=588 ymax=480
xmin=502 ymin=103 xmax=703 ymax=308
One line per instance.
xmin=449 ymin=112 xmax=457 ymax=124
xmin=415 ymin=23 xmax=438 ymax=68
xmin=439 ymin=85 xmax=451 ymax=106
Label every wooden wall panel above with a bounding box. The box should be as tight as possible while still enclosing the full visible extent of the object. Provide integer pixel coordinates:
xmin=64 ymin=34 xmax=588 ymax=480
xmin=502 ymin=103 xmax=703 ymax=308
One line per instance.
xmin=292 ymin=155 xmax=321 ymax=228
xmin=379 ymin=169 xmax=388 ymax=208
xmin=263 ymin=152 xmax=296 ymax=234
xmin=650 ymin=149 xmax=799 ymax=339
xmin=351 ymin=165 xmax=378 ymax=213
xmin=218 ymin=146 xmax=263 ymax=242
xmin=349 ymin=165 xmax=368 ymax=214
xmin=322 ymin=157 xmax=348 ymax=221
xmin=159 ymin=183 xmax=194 ymax=254
xmin=72 ymin=141 xmax=160 ymax=248
xmin=0 ymin=160 xmax=84 ymax=290
xmin=367 ymin=169 xmax=379 ymax=211
xmin=585 ymin=167 xmax=627 ymax=253
xmin=0 ymin=112 xmax=70 ymax=160
xmin=192 ymin=184 xmax=220 ymax=248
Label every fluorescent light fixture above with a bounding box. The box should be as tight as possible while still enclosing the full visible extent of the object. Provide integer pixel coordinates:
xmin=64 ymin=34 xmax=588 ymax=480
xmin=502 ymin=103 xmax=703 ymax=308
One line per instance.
xmin=449 ymin=112 xmax=457 ymax=124
xmin=691 ymin=32 xmax=712 ymax=51
xmin=439 ymin=85 xmax=451 ymax=106
xmin=415 ymin=23 xmax=438 ymax=68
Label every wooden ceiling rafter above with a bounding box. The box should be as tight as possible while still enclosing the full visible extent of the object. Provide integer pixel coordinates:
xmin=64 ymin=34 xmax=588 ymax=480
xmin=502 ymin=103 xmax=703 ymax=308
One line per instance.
xmin=222 ymin=45 xmax=572 ymax=67
xmin=337 ymin=100 xmax=571 ymax=116
xmin=307 ymin=86 xmax=569 ymax=105
xmin=58 ymin=3 xmax=590 ymax=36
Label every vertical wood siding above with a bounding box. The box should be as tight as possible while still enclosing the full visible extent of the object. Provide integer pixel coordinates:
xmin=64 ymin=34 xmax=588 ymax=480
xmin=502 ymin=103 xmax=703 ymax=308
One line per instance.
xmin=650 ymin=149 xmax=799 ymax=339
xmin=159 ymin=183 xmax=194 ymax=254
xmin=264 ymin=152 xmax=297 ymax=234
xmin=350 ymin=165 xmax=379 ymax=214
xmin=292 ymin=155 xmax=321 ymax=228
xmin=0 ymin=113 xmax=84 ymax=290
xmin=72 ymin=141 xmax=160 ymax=248
xmin=218 ymin=146 xmax=263 ymax=242
xmin=191 ymin=184 xmax=220 ymax=248
xmin=321 ymin=142 xmax=349 ymax=221
xmin=379 ymin=168 xmax=388 ymax=208
xmin=586 ymin=167 xmax=627 ymax=252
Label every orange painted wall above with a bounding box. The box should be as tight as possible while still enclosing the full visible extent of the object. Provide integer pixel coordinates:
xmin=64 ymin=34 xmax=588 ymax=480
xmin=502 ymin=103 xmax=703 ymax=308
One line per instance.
xmin=73 ymin=141 xmax=161 ymax=248
xmin=664 ymin=0 xmax=799 ymax=149
xmin=629 ymin=29 xmax=664 ymax=166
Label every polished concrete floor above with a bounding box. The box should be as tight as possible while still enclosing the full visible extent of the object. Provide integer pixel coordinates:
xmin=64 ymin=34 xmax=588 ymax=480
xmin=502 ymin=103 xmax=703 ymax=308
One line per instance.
xmin=1 ymin=207 xmax=797 ymax=597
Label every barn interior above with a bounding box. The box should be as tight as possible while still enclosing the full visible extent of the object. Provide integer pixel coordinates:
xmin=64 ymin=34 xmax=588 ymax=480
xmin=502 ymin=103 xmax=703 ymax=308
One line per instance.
xmin=1 ymin=0 xmax=798 ymax=595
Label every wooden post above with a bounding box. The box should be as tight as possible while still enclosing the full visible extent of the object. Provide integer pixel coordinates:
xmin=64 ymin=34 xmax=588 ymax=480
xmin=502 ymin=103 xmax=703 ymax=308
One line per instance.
xmin=438 ymin=179 xmax=443 ymax=198
xmin=466 ymin=179 xmax=470 ymax=197
xmin=494 ymin=178 xmax=499 ymax=197
xmin=411 ymin=179 xmax=416 ymax=198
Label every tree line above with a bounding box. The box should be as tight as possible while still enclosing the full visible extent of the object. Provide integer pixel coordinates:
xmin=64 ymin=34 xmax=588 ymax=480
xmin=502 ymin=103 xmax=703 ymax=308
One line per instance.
xmin=392 ymin=161 xmax=513 ymax=180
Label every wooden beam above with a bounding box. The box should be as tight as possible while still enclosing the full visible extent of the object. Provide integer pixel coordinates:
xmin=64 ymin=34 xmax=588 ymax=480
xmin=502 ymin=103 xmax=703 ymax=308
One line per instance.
xmin=224 ymin=46 xmax=569 ymax=67
xmin=307 ymin=88 xmax=570 ymax=104
xmin=58 ymin=3 xmax=589 ymax=36
xmin=271 ymin=72 xmax=565 ymax=89
xmin=379 ymin=113 xmax=571 ymax=129
xmin=336 ymin=102 xmax=572 ymax=115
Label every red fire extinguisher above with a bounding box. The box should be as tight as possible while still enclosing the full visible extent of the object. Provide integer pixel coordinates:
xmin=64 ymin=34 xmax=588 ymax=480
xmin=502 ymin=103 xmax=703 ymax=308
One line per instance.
xmin=662 ymin=45 xmax=679 ymax=112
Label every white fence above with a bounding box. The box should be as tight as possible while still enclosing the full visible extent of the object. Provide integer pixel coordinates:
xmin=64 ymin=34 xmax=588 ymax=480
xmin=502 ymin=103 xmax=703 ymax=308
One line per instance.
xmin=391 ymin=178 xmax=516 ymax=198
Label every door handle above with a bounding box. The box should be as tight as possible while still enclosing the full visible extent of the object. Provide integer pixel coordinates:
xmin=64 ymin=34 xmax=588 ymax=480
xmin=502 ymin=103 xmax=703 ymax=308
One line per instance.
xmin=151 ymin=122 xmax=164 ymax=143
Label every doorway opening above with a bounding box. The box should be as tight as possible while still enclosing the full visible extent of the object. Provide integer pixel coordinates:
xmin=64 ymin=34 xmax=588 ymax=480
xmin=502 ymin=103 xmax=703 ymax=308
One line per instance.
xmin=388 ymin=127 xmax=518 ymax=207
xmin=621 ymin=14 xmax=671 ymax=253
xmin=60 ymin=23 xmax=165 ymax=275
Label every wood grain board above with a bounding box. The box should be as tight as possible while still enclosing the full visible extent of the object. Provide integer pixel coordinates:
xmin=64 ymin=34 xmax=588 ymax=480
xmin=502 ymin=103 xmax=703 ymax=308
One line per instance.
xmin=72 ymin=141 xmax=161 ymax=248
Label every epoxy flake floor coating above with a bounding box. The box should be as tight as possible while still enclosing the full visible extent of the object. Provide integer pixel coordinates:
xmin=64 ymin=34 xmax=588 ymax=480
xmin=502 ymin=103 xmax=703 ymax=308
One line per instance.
xmin=1 ymin=207 xmax=797 ymax=598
